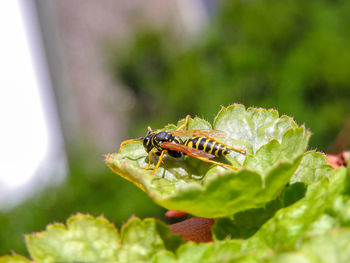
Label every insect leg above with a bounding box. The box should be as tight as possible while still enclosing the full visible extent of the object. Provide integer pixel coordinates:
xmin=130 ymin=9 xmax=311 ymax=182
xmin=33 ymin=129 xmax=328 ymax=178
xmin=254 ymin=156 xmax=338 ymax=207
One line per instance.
xmin=215 ymin=140 xmax=245 ymax=154
xmin=176 ymin=115 xmax=191 ymax=131
xmin=152 ymin=150 xmax=167 ymax=174
xmin=147 ymin=151 xmax=153 ymax=169
xmin=141 ymin=151 xmax=154 ymax=170
xmin=218 ymin=141 xmax=246 ymax=154
xmin=227 ymin=146 xmax=246 ymax=154
xmin=192 ymin=156 xmax=238 ymax=170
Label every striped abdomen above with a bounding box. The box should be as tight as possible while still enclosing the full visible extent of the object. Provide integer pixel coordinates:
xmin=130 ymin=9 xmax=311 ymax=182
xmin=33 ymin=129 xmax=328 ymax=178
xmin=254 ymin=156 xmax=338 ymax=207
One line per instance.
xmin=184 ymin=137 xmax=230 ymax=157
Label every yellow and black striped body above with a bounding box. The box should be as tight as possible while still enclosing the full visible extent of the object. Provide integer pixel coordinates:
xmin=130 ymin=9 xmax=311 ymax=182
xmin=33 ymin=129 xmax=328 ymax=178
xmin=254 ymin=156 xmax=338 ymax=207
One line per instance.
xmin=120 ymin=115 xmax=242 ymax=174
xmin=143 ymin=131 xmax=231 ymax=159
xmin=183 ymin=137 xmax=230 ymax=157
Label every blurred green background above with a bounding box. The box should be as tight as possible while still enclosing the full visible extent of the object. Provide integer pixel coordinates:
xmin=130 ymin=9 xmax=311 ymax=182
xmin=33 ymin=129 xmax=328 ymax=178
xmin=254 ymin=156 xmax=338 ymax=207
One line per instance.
xmin=111 ymin=0 xmax=350 ymax=151
xmin=1 ymin=0 xmax=350 ymax=256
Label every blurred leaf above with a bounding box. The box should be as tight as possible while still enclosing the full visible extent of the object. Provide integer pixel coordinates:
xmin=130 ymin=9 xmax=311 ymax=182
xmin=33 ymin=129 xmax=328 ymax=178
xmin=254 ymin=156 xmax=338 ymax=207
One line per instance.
xmin=2 ymin=168 xmax=349 ymax=263
xmin=290 ymin=151 xmax=333 ymax=184
xmin=152 ymin=240 xmax=257 ymax=263
xmin=152 ymin=167 xmax=350 ymax=263
xmin=250 ymin=167 xmax=348 ymax=249
xmin=155 ymin=227 xmax=350 ymax=263
xmin=282 ymin=182 xmax=307 ymax=207
xmin=26 ymin=214 xmax=120 ymax=262
xmin=0 ymin=255 xmax=30 ymax=263
xmin=270 ymin=228 xmax=350 ymax=263
xmin=212 ymin=148 xmax=330 ymax=240
xmin=212 ymin=197 xmax=283 ymax=240
xmin=26 ymin=214 xmax=183 ymax=263
xmin=118 ymin=217 xmax=183 ymax=262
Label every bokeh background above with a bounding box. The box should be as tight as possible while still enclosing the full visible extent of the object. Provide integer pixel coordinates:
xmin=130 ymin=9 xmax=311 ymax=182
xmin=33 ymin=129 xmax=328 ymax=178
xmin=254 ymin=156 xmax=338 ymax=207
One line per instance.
xmin=1 ymin=0 xmax=350 ymax=256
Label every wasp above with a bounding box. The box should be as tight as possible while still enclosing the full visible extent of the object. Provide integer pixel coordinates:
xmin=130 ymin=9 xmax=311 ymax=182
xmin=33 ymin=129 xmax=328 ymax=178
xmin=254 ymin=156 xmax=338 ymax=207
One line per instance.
xmin=120 ymin=115 xmax=246 ymax=174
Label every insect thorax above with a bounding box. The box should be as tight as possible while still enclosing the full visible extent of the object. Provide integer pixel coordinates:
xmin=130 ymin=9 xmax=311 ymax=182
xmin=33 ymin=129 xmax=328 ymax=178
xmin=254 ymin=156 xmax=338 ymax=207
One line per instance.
xmin=152 ymin=131 xmax=183 ymax=158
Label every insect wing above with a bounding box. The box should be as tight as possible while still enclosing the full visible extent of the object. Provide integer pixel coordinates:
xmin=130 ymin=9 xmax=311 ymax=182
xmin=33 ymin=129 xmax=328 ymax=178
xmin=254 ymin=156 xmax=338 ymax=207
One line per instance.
xmin=160 ymin=142 xmax=215 ymax=159
xmin=170 ymin=129 xmax=227 ymax=138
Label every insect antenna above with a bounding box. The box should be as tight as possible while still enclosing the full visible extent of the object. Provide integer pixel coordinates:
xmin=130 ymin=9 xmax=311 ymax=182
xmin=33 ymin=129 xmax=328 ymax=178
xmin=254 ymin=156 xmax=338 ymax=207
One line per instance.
xmin=120 ymin=137 xmax=144 ymax=149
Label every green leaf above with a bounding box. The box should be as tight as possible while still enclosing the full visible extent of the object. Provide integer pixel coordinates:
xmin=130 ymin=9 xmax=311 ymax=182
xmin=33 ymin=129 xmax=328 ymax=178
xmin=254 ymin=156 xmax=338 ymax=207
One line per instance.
xmin=282 ymin=182 xmax=307 ymax=207
xmin=153 ymin=168 xmax=350 ymax=263
xmin=270 ymin=228 xmax=350 ymax=263
xmin=209 ymin=168 xmax=349 ymax=261
xmin=290 ymin=151 xmax=333 ymax=184
xmin=212 ymin=149 xmax=333 ymax=239
xmin=118 ymin=217 xmax=183 ymax=262
xmin=25 ymin=214 xmax=183 ymax=263
xmin=0 ymin=255 xmax=30 ymax=263
xmin=106 ymin=104 xmax=310 ymax=217
xmin=171 ymin=227 xmax=350 ymax=263
xmin=26 ymin=214 xmax=120 ymax=263
xmin=212 ymin=197 xmax=284 ymax=240
xmin=250 ymin=167 xmax=348 ymax=249
xmin=215 ymin=106 xmax=309 ymax=176
xmin=5 ymin=165 xmax=349 ymax=263
xmin=152 ymin=240 xmax=258 ymax=263
xmin=212 ymin=181 xmax=308 ymax=240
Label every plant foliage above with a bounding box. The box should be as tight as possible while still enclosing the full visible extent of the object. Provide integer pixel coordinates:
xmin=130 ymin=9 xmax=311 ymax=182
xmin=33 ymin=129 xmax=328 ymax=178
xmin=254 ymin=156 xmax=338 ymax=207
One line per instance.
xmin=106 ymin=104 xmax=310 ymax=217
xmin=2 ymin=168 xmax=349 ymax=262
xmin=1 ymin=105 xmax=349 ymax=262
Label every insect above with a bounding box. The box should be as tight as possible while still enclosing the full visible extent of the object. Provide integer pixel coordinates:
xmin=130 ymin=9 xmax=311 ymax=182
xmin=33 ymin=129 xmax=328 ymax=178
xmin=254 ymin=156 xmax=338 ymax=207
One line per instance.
xmin=120 ymin=115 xmax=246 ymax=174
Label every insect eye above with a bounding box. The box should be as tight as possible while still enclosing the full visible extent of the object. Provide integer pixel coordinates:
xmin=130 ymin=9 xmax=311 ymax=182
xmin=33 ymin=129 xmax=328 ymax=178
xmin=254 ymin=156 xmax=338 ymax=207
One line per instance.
xmin=143 ymin=136 xmax=153 ymax=152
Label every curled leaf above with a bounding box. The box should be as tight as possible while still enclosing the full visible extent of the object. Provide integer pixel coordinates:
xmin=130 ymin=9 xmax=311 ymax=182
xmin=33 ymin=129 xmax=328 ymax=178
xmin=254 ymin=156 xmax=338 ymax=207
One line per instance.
xmin=106 ymin=104 xmax=310 ymax=217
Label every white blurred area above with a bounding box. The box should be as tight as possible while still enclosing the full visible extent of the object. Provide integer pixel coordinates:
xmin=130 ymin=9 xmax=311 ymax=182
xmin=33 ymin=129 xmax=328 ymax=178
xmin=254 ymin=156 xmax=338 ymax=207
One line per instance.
xmin=0 ymin=0 xmax=212 ymax=209
xmin=0 ymin=0 xmax=67 ymax=209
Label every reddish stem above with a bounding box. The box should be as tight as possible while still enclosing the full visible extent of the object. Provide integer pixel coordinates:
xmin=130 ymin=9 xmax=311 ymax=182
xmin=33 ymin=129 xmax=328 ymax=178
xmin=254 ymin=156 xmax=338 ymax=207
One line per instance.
xmin=326 ymin=151 xmax=349 ymax=169
xmin=165 ymin=210 xmax=189 ymax=218
xmin=169 ymin=217 xmax=214 ymax=243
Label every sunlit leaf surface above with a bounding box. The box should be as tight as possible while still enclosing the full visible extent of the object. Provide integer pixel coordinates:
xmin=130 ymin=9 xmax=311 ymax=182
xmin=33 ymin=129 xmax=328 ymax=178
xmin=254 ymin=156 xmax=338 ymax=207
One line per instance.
xmin=25 ymin=214 xmax=183 ymax=263
xmin=106 ymin=104 xmax=310 ymax=217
